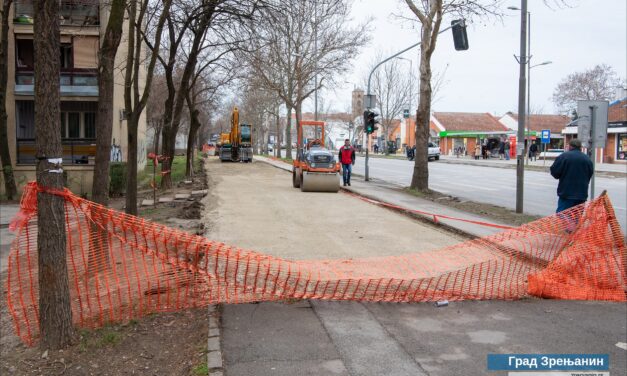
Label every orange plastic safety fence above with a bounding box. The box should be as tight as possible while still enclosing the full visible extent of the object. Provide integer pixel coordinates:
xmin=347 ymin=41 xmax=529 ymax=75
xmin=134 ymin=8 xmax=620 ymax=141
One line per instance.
xmin=5 ymin=182 xmax=626 ymax=346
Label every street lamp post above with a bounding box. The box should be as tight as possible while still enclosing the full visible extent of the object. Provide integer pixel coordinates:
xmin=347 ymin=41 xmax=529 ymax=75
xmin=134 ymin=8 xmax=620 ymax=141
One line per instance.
xmin=395 ymin=56 xmax=413 ymax=147
xmin=509 ymin=1 xmax=528 ymax=214
xmin=527 ymin=60 xmax=552 ymax=164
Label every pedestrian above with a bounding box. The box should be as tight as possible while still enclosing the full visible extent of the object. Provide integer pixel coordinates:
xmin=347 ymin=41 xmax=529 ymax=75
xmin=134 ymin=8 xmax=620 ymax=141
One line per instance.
xmin=482 ymin=144 xmax=488 ymax=159
xmin=550 ymin=138 xmax=593 ymax=213
xmin=373 ymin=144 xmax=379 ymax=154
xmin=529 ymin=143 xmax=538 ymax=162
xmin=504 ymin=140 xmax=510 ymax=160
xmin=498 ymin=141 xmax=505 ymax=160
xmin=339 ymin=138 xmax=355 ymax=186
xmin=474 ymin=144 xmax=481 ymax=160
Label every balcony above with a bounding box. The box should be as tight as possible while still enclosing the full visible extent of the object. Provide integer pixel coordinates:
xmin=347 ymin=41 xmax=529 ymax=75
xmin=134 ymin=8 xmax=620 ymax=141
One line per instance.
xmin=15 ymin=68 xmax=98 ymax=97
xmin=13 ymin=0 xmax=99 ymax=26
xmin=17 ymin=138 xmax=97 ymax=165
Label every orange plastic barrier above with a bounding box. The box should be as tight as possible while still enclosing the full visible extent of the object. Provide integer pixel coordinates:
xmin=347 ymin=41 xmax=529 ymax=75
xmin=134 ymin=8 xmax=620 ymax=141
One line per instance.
xmin=6 ymin=182 xmax=626 ymax=346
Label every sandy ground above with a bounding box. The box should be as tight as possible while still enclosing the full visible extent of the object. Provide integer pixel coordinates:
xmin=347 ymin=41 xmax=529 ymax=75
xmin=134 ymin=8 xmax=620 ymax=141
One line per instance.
xmin=204 ymin=158 xmax=464 ymax=260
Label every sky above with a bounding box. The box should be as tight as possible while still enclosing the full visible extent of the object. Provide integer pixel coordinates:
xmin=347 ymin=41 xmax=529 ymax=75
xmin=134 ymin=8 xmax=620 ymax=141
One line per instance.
xmin=312 ymin=0 xmax=626 ymax=117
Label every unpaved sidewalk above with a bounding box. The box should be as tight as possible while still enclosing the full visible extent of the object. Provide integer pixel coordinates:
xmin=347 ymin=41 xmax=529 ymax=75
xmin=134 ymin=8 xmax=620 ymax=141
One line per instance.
xmin=205 ymin=158 xmax=463 ymax=260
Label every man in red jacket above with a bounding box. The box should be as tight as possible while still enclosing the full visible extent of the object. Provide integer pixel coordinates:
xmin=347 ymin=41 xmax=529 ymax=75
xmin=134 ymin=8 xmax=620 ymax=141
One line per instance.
xmin=339 ymin=139 xmax=355 ymax=186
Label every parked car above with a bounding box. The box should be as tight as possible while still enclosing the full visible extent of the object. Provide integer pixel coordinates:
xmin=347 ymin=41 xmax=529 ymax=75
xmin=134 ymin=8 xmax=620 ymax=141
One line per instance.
xmin=428 ymin=142 xmax=440 ymax=161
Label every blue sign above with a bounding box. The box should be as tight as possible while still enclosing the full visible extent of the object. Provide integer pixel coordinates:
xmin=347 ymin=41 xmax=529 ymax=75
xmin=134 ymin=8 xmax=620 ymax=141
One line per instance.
xmin=487 ymin=354 xmax=609 ymax=371
xmin=541 ymin=129 xmax=551 ymax=144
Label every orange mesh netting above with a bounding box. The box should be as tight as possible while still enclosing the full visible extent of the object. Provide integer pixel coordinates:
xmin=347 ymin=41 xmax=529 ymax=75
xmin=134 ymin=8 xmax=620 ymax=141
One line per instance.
xmin=5 ymin=182 xmax=626 ymax=346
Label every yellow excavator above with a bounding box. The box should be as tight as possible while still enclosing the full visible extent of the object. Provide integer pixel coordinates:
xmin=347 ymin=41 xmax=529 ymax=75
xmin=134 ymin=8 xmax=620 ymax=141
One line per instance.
xmin=219 ymin=106 xmax=253 ymax=162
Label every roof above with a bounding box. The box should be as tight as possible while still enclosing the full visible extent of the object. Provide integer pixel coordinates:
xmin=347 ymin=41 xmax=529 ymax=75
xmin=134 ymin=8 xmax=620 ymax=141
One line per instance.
xmin=506 ymin=112 xmax=570 ymax=133
xmin=432 ymin=112 xmax=509 ymax=132
xmin=608 ymin=98 xmax=627 ymax=123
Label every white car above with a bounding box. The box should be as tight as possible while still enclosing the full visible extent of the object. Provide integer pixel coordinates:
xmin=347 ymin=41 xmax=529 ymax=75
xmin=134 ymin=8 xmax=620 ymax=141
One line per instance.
xmin=428 ymin=142 xmax=440 ymax=161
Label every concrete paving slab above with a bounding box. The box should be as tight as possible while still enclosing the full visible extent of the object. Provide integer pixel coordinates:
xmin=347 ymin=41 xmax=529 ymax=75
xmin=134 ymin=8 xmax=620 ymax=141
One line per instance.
xmin=312 ymin=301 xmax=427 ymax=376
xmin=191 ymin=189 xmax=208 ymax=196
xmin=222 ymin=302 xmax=348 ymax=375
xmin=175 ymin=193 xmax=191 ymax=200
xmin=158 ymin=197 xmax=174 ymax=203
xmin=365 ymin=299 xmax=626 ymax=376
xmin=141 ymin=199 xmax=154 ymax=206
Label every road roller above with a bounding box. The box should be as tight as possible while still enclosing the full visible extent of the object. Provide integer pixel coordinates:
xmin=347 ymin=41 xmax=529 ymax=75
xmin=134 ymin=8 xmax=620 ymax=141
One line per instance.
xmin=292 ymin=120 xmax=340 ymax=192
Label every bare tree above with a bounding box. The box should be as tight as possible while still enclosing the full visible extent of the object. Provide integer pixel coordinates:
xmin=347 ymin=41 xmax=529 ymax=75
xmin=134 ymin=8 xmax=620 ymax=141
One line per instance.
xmin=0 ymin=0 xmax=17 ymax=200
xmin=33 ymin=0 xmax=75 ymax=349
xmin=123 ymin=0 xmax=172 ymax=215
xmin=552 ymin=64 xmax=625 ymax=113
xmin=366 ymin=55 xmax=411 ymax=154
xmin=245 ymin=0 xmax=369 ymax=158
xmin=92 ymin=0 xmax=126 ymax=206
xmin=404 ymin=0 xmax=500 ymax=191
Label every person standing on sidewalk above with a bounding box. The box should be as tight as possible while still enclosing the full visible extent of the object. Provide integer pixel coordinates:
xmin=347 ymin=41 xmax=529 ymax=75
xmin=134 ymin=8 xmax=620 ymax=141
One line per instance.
xmin=339 ymin=139 xmax=355 ymax=186
xmin=504 ymin=140 xmax=511 ymax=160
xmin=529 ymin=142 xmax=538 ymax=161
xmin=498 ymin=141 xmax=505 ymax=159
xmin=474 ymin=143 xmax=481 ymax=160
xmin=550 ymin=138 xmax=593 ymax=212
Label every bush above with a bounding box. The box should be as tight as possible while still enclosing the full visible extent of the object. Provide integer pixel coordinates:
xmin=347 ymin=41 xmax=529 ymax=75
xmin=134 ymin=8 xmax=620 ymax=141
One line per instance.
xmin=109 ymin=162 xmax=127 ymax=196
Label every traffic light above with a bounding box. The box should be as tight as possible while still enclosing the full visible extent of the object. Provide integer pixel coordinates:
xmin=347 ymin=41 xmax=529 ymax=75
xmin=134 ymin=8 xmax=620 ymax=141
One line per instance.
xmin=451 ymin=19 xmax=468 ymax=51
xmin=363 ymin=110 xmax=379 ymax=134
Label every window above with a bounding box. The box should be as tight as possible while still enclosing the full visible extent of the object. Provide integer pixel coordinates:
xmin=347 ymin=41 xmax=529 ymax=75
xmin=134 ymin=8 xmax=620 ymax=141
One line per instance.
xmin=60 ymin=44 xmax=73 ymax=69
xmin=84 ymin=113 xmax=96 ymax=138
xmin=60 ymin=113 xmax=67 ymax=138
xmin=68 ymin=113 xmax=80 ymax=138
xmin=617 ymin=134 xmax=627 ymax=161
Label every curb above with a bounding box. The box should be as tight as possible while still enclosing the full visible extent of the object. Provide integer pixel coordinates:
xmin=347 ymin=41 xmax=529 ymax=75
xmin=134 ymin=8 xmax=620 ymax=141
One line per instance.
xmin=207 ymin=304 xmax=223 ymax=375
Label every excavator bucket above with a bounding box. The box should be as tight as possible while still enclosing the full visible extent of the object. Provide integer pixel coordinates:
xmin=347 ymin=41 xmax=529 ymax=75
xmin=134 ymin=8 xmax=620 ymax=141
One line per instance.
xmin=300 ymin=171 xmax=340 ymax=192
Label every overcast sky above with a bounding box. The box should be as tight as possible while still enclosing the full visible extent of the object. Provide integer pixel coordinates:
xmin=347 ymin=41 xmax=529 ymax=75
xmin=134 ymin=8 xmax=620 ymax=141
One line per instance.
xmin=315 ymin=0 xmax=626 ymax=117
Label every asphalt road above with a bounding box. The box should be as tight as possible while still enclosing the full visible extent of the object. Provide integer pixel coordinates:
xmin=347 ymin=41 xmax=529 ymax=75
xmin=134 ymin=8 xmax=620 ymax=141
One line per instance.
xmin=351 ymin=156 xmax=627 ymax=230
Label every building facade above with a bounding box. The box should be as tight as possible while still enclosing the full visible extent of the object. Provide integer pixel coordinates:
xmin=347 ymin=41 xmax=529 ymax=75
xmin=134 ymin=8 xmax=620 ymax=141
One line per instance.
xmin=430 ymin=112 xmax=512 ymax=157
xmin=561 ymin=98 xmax=627 ymax=164
xmin=1 ymin=0 xmax=147 ymax=196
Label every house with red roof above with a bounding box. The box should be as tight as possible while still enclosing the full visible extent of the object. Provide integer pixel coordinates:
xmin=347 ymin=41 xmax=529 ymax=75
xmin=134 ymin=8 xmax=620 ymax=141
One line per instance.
xmin=499 ymin=112 xmax=569 ymax=151
xmin=429 ymin=112 xmax=513 ymax=156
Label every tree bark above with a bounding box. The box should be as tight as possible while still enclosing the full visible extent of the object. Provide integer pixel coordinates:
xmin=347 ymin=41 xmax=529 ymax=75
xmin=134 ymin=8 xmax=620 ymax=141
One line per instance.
xmin=91 ymin=0 xmax=126 ymax=206
xmin=0 ymin=0 xmax=17 ymax=200
xmin=34 ymin=0 xmax=75 ymax=349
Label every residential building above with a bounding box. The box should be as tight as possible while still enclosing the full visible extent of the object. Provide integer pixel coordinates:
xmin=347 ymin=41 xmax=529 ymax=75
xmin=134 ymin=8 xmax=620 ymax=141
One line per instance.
xmin=1 ymin=1 xmax=147 ymax=197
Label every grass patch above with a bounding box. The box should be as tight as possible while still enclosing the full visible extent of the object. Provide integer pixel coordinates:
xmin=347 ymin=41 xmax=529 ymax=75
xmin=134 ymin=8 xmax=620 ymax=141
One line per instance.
xmin=140 ymin=152 xmax=203 ymax=190
xmin=404 ymin=187 xmax=541 ymax=227
xmin=192 ymin=363 xmax=209 ymax=375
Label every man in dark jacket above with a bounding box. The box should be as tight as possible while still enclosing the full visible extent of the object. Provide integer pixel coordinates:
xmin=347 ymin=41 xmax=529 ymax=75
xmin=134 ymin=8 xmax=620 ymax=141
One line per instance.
xmin=550 ymin=138 xmax=594 ymax=212
xmin=339 ymin=139 xmax=355 ymax=186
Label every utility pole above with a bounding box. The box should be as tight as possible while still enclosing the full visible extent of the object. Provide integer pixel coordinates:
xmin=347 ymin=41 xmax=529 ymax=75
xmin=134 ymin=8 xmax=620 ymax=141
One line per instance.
xmin=514 ymin=0 xmax=528 ymax=214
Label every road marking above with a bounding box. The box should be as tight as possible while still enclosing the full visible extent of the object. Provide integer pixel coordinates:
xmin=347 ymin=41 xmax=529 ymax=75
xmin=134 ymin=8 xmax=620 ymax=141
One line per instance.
xmin=616 ymin=342 xmax=627 ymax=350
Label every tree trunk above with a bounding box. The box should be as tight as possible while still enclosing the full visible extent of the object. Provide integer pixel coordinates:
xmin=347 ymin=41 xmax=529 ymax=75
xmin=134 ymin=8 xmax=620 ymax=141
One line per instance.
xmin=410 ymin=20 xmax=436 ymax=192
xmin=91 ymin=0 xmax=125 ymax=206
xmin=0 ymin=0 xmax=17 ymax=200
xmin=185 ymin=93 xmax=200 ymax=177
xmin=275 ymin=111 xmax=280 ymax=158
xmin=34 ymin=0 xmax=75 ymax=349
xmin=125 ymin=113 xmax=139 ymax=215
xmin=285 ymin=105 xmax=292 ymax=159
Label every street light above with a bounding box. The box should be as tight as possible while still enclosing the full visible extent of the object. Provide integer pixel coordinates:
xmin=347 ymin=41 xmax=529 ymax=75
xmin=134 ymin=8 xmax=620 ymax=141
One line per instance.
xmin=509 ymin=1 xmax=528 ymax=214
xmin=526 ymin=60 xmax=552 ymax=164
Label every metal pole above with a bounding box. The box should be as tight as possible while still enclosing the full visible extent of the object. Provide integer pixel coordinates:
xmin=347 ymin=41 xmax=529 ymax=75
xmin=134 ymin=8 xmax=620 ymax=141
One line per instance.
xmin=525 ymin=11 xmax=530 ymax=166
xmin=314 ymin=0 xmax=318 ymax=122
xmin=364 ymin=22 xmax=460 ymax=181
xmin=515 ymin=0 xmax=528 ymax=213
xmin=589 ymin=105 xmax=596 ymax=200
